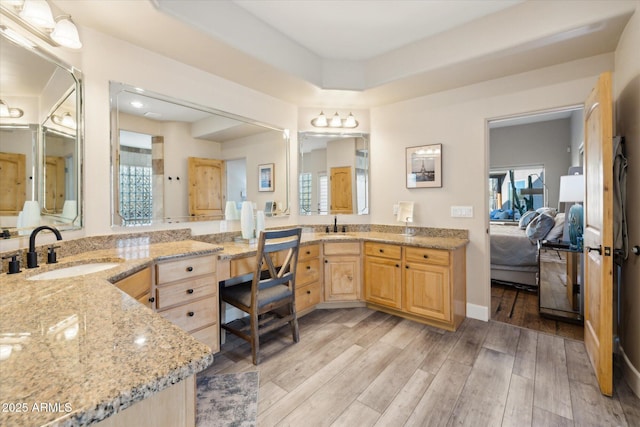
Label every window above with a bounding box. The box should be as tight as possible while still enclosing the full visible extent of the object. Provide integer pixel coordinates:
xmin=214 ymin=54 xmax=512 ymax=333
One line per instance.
xmin=489 ymin=165 xmax=545 ymax=220
xmin=318 ymin=173 xmax=328 ymax=214
xmin=299 ymin=172 xmax=312 ymax=214
xmin=119 ymin=164 xmax=152 ymax=225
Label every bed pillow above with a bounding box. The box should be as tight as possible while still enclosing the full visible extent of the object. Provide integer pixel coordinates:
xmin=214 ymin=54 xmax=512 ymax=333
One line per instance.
xmin=519 ymin=210 xmax=538 ymax=229
xmin=526 ymin=212 xmax=555 ymax=242
xmin=544 ymin=213 xmax=565 ymax=242
xmin=536 ymin=207 xmax=557 ymax=218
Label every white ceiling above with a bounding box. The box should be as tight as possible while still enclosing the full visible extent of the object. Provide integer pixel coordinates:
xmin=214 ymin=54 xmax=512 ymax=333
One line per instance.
xmin=49 ymin=1 xmax=639 ymax=107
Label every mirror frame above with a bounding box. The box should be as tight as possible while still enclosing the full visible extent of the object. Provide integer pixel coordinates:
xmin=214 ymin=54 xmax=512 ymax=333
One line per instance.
xmin=298 ymin=131 xmax=370 ymax=216
xmin=109 ymin=81 xmax=290 ymax=228
xmin=0 ymin=29 xmax=84 ymax=238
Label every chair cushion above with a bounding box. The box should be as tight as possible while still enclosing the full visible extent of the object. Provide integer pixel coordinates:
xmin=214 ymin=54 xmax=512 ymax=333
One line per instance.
xmin=221 ymin=282 xmax=293 ymax=309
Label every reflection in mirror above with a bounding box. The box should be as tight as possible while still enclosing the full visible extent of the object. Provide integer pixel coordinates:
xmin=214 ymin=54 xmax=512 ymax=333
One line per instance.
xmin=110 ymin=82 xmax=290 ymax=227
xmin=0 ymin=28 xmax=82 ymax=238
xmin=298 ymin=132 xmax=369 ymax=215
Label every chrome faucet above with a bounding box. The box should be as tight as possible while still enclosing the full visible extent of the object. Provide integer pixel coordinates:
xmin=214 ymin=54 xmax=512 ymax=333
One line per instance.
xmin=27 ymin=226 xmax=62 ymax=269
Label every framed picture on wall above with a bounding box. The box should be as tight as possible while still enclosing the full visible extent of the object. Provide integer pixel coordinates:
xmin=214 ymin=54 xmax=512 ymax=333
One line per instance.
xmin=258 ymin=163 xmax=275 ymax=192
xmin=406 ymin=144 xmax=442 ymax=188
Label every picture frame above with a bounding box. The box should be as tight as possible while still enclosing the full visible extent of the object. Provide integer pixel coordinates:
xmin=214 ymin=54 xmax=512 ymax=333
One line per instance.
xmin=406 ymin=144 xmax=442 ymax=188
xmin=258 ymin=163 xmax=275 ymax=192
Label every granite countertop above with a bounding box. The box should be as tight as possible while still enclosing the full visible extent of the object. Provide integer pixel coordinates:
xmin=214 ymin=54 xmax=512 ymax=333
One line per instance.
xmin=217 ymin=231 xmax=469 ymax=259
xmin=0 ymin=240 xmax=223 ymax=427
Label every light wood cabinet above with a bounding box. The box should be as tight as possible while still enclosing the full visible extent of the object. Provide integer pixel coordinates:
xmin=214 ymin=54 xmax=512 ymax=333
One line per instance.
xmin=155 ymin=254 xmax=219 ymax=352
xmin=364 ymin=244 xmax=466 ymax=331
xmin=295 ymin=244 xmax=322 ymax=313
xmin=364 ymin=243 xmax=402 ymax=309
xmin=114 ymin=267 xmax=153 ymax=308
xmin=323 ymin=242 xmax=361 ymax=302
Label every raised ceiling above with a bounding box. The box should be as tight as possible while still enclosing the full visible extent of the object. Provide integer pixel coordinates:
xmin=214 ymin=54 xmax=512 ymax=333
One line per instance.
xmin=54 ymin=0 xmax=636 ymax=107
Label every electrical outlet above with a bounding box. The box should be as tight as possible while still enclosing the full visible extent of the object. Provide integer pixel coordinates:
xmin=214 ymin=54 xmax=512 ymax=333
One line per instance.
xmin=451 ymin=206 xmax=473 ymax=218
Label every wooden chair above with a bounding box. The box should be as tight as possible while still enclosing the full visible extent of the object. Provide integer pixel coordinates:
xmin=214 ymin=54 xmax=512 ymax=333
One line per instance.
xmin=220 ymin=228 xmax=302 ymax=364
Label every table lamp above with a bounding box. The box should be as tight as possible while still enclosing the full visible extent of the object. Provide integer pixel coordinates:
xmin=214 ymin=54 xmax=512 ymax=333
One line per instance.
xmin=558 ymin=174 xmax=585 ymax=247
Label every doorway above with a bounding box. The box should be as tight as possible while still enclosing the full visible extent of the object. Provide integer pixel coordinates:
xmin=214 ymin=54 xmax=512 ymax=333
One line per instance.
xmin=487 ymin=106 xmax=585 ymax=340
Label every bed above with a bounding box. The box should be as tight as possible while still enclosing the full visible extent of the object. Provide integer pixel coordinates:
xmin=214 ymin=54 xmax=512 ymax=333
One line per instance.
xmin=490 ymin=222 xmax=539 ymax=289
xmin=490 ymin=211 xmax=565 ymax=289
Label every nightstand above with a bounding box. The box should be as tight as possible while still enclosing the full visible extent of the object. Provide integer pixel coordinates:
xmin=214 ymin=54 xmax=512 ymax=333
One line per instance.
xmin=538 ymin=241 xmax=584 ymax=324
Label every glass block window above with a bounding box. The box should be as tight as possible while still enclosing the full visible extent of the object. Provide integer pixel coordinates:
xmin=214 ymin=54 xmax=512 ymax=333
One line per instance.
xmin=299 ymin=172 xmax=312 ymax=215
xmin=119 ymin=164 xmax=152 ymax=225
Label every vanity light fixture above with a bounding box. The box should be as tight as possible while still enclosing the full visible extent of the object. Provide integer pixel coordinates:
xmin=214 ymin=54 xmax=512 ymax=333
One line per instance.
xmin=311 ymin=111 xmax=359 ymax=129
xmin=51 ymin=112 xmax=76 ymax=129
xmin=1 ymin=0 xmax=83 ymax=49
xmin=0 ymin=99 xmax=24 ymax=118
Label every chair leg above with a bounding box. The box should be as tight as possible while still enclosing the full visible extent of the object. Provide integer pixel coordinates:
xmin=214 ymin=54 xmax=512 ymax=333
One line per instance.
xmin=290 ymin=302 xmax=300 ymax=343
xmin=250 ymin=311 xmax=260 ymax=365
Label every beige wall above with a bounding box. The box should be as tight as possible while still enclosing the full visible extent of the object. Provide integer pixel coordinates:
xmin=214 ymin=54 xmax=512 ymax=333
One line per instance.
xmin=614 ymin=1 xmax=640 ymax=398
xmin=370 ymin=53 xmax=614 ymax=319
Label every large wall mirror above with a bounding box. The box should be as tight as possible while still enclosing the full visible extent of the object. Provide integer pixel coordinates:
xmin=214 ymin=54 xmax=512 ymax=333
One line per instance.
xmin=0 ymin=29 xmax=83 ymax=238
xmin=110 ymin=82 xmax=290 ymax=227
xmin=298 ymin=132 xmax=369 ymax=215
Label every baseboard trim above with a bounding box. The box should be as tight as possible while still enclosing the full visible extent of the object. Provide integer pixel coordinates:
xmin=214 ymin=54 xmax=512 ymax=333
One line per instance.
xmin=466 ymin=303 xmax=489 ymax=322
xmin=619 ymin=344 xmax=640 ymax=399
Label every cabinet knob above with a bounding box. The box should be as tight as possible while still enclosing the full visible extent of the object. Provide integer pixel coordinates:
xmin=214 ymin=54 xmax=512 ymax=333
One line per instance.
xmin=379 ymin=249 xmax=384 ymax=253
xmin=148 ymin=297 xmax=155 ymax=303
xmin=405 ymin=265 xmax=410 ymax=269
xmin=347 ymin=276 xmax=353 ymax=281
xmin=325 ymin=259 xmax=328 ymax=263
xmin=187 ymin=311 xmax=195 ymax=317
xmin=306 ymin=290 xmax=311 ymax=295
xmin=187 ymin=289 xmax=194 ymax=294
xmin=306 ymin=266 xmax=311 ymax=270
xmin=306 ymin=250 xmax=311 ymax=255
xmin=186 ymin=266 xmax=194 ymax=272
xmin=423 ymin=254 xmax=429 ymax=259
xmin=396 ymin=264 xmax=400 ymax=268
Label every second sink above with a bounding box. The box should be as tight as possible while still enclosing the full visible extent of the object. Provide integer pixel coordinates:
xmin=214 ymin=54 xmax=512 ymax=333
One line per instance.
xmin=27 ymin=262 xmax=122 ymax=281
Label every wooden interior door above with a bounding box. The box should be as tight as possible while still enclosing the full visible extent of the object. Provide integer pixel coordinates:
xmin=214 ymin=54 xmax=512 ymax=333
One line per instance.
xmin=330 ymin=166 xmax=353 ymax=214
xmin=45 ymin=156 xmax=65 ymax=213
xmin=583 ymin=72 xmax=614 ymax=396
xmin=0 ymin=152 xmax=26 ymax=215
xmin=188 ymin=157 xmax=225 ymax=217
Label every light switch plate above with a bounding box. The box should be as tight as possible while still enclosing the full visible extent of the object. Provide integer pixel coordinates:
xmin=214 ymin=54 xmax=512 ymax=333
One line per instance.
xmin=451 ymin=206 xmax=473 ymax=218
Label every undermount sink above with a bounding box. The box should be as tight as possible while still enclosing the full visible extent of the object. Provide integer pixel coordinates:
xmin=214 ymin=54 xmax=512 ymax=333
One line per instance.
xmin=27 ymin=262 xmax=122 ymax=281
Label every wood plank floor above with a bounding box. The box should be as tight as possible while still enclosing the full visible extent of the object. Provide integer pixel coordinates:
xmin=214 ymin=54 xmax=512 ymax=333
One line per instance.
xmin=202 ymin=307 xmax=640 ymax=426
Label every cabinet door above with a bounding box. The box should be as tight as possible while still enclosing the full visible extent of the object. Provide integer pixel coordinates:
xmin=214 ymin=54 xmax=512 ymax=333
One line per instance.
xmin=364 ymin=256 xmax=402 ymax=309
xmin=404 ymin=262 xmax=451 ymax=322
xmin=324 ymin=256 xmax=360 ymax=301
xmin=114 ymin=267 xmax=153 ymax=308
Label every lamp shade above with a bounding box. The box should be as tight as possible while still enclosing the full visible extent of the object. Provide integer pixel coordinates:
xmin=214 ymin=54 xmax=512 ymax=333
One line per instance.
xmin=51 ymin=17 xmax=82 ymax=49
xmin=19 ymin=0 xmax=55 ymax=29
xmin=558 ymin=174 xmax=584 ymax=203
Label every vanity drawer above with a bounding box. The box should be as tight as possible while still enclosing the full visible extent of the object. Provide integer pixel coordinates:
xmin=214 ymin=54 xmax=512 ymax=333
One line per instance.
xmin=324 ymin=242 xmax=360 ymax=256
xmin=296 ymin=281 xmax=322 ymax=312
xmin=296 ymin=258 xmax=321 ymax=286
xmin=156 ymin=255 xmax=216 ymax=284
xmin=364 ymin=242 xmax=401 ymax=260
xmin=160 ymin=296 xmax=217 ymax=332
xmin=156 ymin=275 xmax=217 ymax=310
xmin=405 ymin=247 xmax=449 ymax=266
xmin=299 ymin=244 xmax=320 ymax=261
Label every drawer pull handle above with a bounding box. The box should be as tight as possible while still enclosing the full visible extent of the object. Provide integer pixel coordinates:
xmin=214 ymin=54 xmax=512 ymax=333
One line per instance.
xmin=379 ymin=249 xmax=384 ymax=253
xmin=405 ymin=265 xmax=410 ymax=269
xmin=187 ymin=311 xmax=195 ymax=317
xmin=396 ymin=264 xmax=400 ymax=268
xmin=187 ymin=289 xmax=194 ymax=294
xmin=306 ymin=250 xmax=311 ymax=255
xmin=306 ymin=266 xmax=311 ymax=270
xmin=148 ymin=297 xmax=155 ymax=303
xmin=423 ymin=254 xmax=429 ymax=259
xmin=186 ymin=266 xmax=194 ymax=272
xmin=306 ymin=290 xmax=311 ymax=294
xmin=325 ymin=259 xmax=328 ymax=263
